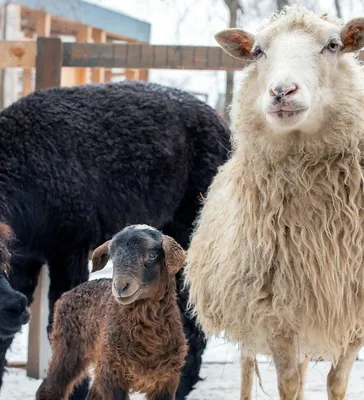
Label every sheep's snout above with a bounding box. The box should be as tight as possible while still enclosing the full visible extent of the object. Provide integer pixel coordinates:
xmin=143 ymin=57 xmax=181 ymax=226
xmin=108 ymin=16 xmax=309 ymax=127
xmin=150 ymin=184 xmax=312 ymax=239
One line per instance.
xmin=112 ymin=275 xmax=140 ymax=304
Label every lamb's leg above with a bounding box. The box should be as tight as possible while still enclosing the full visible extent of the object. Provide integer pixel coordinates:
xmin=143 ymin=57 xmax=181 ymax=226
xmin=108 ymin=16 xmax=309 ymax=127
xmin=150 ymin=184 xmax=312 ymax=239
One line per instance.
xmin=268 ymin=335 xmax=300 ymax=400
xmin=145 ymin=377 xmax=180 ymax=400
xmin=90 ymin=362 xmax=130 ymax=400
xmin=240 ymin=350 xmax=254 ymax=400
xmin=36 ymin=346 xmax=89 ymax=400
xmin=327 ymin=343 xmax=360 ymax=400
xmin=47 ymin=250 xmax=90 ymax=400
xmin=297 ymin=357 xmax=309 ymax=400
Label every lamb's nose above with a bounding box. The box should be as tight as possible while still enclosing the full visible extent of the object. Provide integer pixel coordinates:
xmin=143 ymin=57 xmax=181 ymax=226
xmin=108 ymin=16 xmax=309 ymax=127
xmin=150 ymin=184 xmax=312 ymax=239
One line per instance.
xmin=116 ymin=282 xmax=130 ymax=297
xmin=270 ymin=83 xmax=298 ymax=99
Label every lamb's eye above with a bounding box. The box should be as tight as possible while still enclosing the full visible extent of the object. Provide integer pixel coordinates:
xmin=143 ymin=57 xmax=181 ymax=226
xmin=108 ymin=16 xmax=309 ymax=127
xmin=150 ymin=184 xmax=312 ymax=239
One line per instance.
xmin=148 ymin=252 xmax=158 ymax=262
xmin=327 ymin=39 xmax=339 ymax=52
xmin=254 ymin=46 xmax=264 ymax=59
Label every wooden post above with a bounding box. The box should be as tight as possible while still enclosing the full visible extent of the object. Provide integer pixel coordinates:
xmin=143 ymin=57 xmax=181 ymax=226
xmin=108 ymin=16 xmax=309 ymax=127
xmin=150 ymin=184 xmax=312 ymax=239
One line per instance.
xmin=22 ymin=32 xmax=33 ymax=97
xmin=35 ymin=37 xmax=62 ymax=90
xmin=91 ymin=29 xmax=106 ymax=83
xmin=27 ymin=265 xmax=51 ymax=379
xmin=75 ymin=25 xmax=92 ymax=85
xmin=28 ymin=36 xmax=62 ymax=380
xmin=35 ymin=11 xmax=51 ymax=37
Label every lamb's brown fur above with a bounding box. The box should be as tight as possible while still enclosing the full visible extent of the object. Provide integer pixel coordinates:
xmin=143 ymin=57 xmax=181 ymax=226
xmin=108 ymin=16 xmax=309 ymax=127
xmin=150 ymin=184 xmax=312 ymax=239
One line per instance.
xmin=0 ymin=223 xmax=13 ymax=276
xmin=36 ymin=226 xmax=188 ymax=400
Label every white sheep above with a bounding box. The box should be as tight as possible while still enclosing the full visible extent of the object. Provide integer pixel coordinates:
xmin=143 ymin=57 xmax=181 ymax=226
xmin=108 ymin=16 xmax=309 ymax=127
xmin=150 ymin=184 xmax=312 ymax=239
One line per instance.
xmin=185 ymin=6 xmax=364 ymax=400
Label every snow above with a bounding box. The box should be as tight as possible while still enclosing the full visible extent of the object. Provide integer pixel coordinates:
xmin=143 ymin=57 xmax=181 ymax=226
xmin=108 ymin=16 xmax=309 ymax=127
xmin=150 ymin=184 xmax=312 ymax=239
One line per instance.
xmin=3 ymin=326 xmax=364 ymax=399
xmin=2 ymin=261 xmax=364 ymax=399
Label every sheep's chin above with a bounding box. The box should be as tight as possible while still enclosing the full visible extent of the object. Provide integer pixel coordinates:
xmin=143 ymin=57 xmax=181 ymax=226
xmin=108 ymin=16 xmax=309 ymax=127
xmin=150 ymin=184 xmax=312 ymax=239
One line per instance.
xmin=113 ymin=291 xmax=141 ymax=305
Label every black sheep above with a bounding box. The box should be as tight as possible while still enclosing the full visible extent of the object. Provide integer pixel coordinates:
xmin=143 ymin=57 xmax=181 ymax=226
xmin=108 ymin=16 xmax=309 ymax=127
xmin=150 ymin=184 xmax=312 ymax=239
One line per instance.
xmin=0 ymin=223 xmax=30 ymax=389
xmin=0 ymin=80 xmax=231 ymax=399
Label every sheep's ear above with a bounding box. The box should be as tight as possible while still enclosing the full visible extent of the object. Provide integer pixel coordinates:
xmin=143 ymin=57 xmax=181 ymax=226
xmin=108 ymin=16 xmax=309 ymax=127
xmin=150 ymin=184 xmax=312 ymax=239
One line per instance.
xmin=91 ymin=240 xmax=111 ymax=273
xmin=214 ymin=28 xmax=255 ymax=60
xmin=162 ymin=235 xmax=186 ymax=275
xmin=340 ymin=18 xmax=364 ymax=53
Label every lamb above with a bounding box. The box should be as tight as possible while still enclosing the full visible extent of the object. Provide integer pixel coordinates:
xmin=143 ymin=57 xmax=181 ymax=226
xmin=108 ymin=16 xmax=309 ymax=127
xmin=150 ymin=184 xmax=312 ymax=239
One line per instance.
xmin=0 ymin=80 xmax=231 ymax=399
xmin=36 ymin=224 xmax=188 ymax=400
xmin=185 ymin=6 xmax=364 ymax=400
xmin=0 ymin=223 xmax=29 ymax=387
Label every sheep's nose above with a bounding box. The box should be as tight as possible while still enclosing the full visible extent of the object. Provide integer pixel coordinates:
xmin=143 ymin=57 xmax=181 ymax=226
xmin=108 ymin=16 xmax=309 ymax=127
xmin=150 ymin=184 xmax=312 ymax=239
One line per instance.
xmin=3 ymin=291 xmax=28 ymax=314
xmin=270 ymin=83 xmax=298 ymax=99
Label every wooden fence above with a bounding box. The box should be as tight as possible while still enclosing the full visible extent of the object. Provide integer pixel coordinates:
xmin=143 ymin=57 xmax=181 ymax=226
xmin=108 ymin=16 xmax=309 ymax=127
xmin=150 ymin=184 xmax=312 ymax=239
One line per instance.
xmin=3 ymin=36 xmax=364 ymax=380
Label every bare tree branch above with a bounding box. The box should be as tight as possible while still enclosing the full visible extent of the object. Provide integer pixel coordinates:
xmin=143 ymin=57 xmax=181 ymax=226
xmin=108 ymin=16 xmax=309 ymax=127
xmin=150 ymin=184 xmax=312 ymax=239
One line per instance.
xmin=333 ymin=0 xmax=343 ymax=19
xmin=276 ymin=0 xmax=289 ymax=12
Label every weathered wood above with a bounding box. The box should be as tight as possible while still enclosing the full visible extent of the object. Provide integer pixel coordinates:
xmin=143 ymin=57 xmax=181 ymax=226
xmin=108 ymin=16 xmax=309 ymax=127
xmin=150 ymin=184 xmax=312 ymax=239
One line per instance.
xmin=0 ymin=40 xmax=35 ymax=68
xmin=35 ymin=11 xmax=51 ymax=37
xmin=0 ymin=41 xmax=362 ymax=70
xmin=35 ymin=37 xmax=62 ymax=90
xmin=27 ymin=265 xmax=52 ymax=379
xmin=75 ymin=25 xmax=92 ymax=85
xmin=63 ymin=43 xmax=248 ymax=70
xmin=91 ymin=28 xmax=106 ymax=83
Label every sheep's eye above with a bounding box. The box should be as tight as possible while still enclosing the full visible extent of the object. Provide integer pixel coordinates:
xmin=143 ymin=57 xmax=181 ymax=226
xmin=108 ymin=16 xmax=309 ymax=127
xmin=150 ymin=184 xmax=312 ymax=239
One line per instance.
xmin=254 ymin=46 xmax=264 ymax=59
xmin=326 ymin=39 xmax=339 ymax=52
xmin=148 ymin=252 xmax=158 ymax=262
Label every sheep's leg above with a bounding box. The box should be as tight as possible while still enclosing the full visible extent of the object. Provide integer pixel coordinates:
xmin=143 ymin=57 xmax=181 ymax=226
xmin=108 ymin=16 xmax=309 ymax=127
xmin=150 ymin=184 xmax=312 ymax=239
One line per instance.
xmin=240 ymin=350 xmax=254 ymax=400
xmin=327 ymin=343 xmax=360 ymax=400
xmin=47 ymin=250 xmax=90 ymax=400
xmin=268 ymin=335 xmax=300 ymax=400
xmin=297 ymin=357 xmax=309 ymax=400
xmin=145 ymin=377 xmax=180 ymax=400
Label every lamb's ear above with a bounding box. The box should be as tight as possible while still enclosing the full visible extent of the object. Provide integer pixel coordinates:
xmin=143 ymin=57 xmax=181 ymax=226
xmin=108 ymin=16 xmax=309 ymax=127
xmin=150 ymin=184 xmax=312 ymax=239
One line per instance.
xmin=162 ymin=235 xmax=186 ymax=275
xmin=214 ymin=28 xmax=255 ymax=60
xmin=340 ymin=18 xmax=364 ymax=53
xmin=91 ymin=240 xmax=111 ymax=273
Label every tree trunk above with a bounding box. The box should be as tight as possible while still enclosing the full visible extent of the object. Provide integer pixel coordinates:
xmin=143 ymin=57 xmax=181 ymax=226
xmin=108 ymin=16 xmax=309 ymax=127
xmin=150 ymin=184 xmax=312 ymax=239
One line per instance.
xmin=276 ymin=0 xmax=289 ymax=11
xmin=334 ymin=0 xmax=342 ymax=19
xmin=224 ymin=0 xmax=238 ymax=123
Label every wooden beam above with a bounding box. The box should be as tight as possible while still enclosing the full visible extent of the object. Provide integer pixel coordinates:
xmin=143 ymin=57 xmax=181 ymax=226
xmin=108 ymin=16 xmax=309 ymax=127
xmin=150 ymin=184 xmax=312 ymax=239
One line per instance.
xmin=27 ymin=265 xmax=52 ymax=379
xmin=35 ymin=37 xmax=62 ymax=90
xmin=22 ymin=32 xmax=33 ymax=97
xmin=0 ymin=41 xmax=363 ymax=71
xmin=35 ymin=11 xmax=51 ymax=37
xmin=75 ymin=25 xmax=92 ymax=85
xmin=91 ymin=28 xmax=106 ymax=83
xmin=105 ymin=69 xmax=112 ymax=82
xmin=63 ymin=43 xmax=249 ymax=70
xmin=138 ymin=68 xmax=149 ymax=81
xmin=0 ymin=41 xmax=35 ymax=68
xmin=125 ymin=69 xmax=138 ymax=80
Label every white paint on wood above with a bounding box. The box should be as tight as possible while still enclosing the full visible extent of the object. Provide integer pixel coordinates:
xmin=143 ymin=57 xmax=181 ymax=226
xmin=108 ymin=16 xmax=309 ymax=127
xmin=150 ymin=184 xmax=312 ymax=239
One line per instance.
xmin=26 ymin=264 xmax=52 ymax=380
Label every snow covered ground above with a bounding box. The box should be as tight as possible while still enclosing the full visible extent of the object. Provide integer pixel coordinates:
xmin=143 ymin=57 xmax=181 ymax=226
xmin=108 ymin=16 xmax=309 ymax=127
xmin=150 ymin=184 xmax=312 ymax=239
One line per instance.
xmin=2 ymin=262 xmax=364 ymax=399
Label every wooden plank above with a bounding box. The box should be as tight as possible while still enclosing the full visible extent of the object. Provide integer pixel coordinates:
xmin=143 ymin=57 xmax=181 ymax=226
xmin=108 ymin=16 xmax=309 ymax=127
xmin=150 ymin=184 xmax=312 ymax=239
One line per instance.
xmin=35 ymin=11 xmax=51 ymax=37
xmin=62 ymin=43 xmax=248 ymax=70
xmin=91 ymin=29 xmax=106 ymax=83
xmin=75 ymin=25 xmax=92 ymax=85
xmin=0 ymin=41 xmax=362 ymax=71
xmin=27 ymin=265 xmax=52 ymax=379
xmin=0 ymin=41 xmax=35 ymax=68
xmin=35 ymin=37 xmax=62 ymax=90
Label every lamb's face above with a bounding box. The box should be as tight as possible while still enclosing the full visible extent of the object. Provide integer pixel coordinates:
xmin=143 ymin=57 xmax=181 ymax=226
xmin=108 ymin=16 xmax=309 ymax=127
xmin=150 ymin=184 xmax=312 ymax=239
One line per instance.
xmin=91 ymin=225 xmax=186 ymax=306
xmin=215 ymin=7 xmax=364 ymax=135
xmin=109 ymin=225 xmax=165 ymax=305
